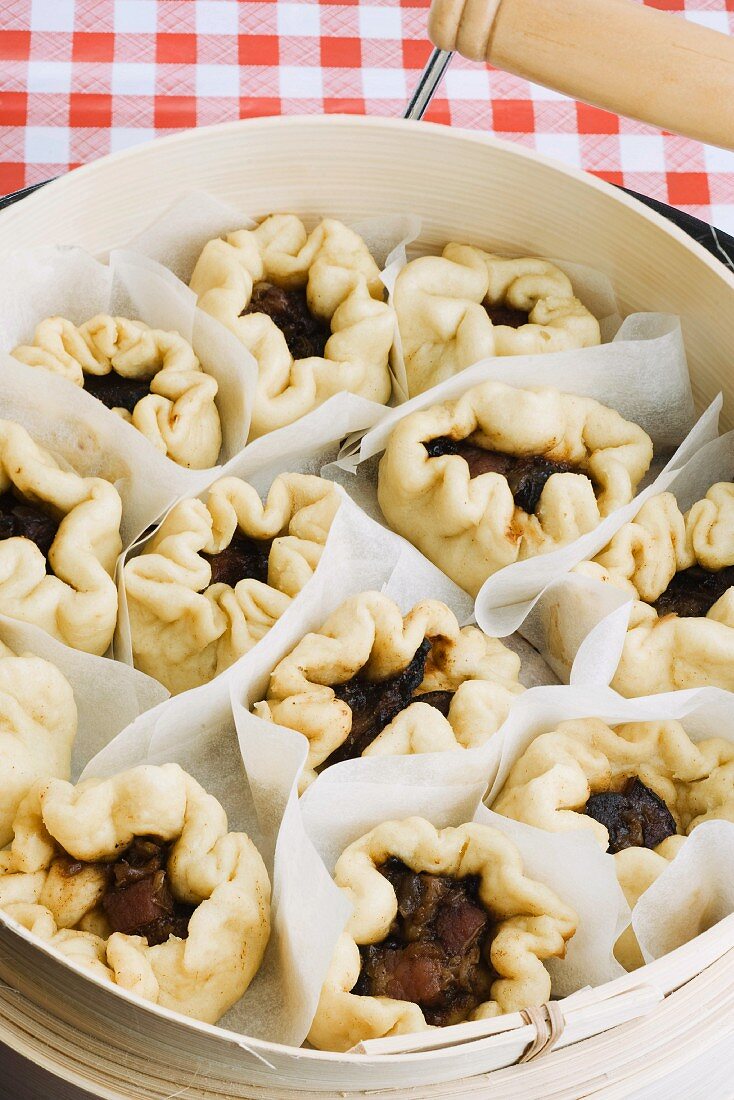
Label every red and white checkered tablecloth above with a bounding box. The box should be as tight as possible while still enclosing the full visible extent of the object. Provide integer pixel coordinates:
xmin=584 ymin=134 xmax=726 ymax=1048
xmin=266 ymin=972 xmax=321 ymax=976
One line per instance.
xmin=2 ymin=0 xmax=734 ymax=231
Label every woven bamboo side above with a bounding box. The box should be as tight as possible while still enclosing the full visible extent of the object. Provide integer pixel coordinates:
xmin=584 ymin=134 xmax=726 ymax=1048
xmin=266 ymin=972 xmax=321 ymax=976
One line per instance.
xmin=0 ymin=940 xmax=733 ymax=1097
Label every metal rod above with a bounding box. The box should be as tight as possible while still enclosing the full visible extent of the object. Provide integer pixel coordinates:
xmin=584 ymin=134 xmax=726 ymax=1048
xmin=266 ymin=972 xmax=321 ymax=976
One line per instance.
xmin=403 ymin=47 xmax=454 ymax=121
xmin=0 ymin=179 xmax=52 ymax=211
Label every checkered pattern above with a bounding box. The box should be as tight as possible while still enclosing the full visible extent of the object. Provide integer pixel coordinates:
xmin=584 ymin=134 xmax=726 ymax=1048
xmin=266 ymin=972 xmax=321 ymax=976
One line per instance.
xmin=2 ymin=0 xmax=734 ymax=231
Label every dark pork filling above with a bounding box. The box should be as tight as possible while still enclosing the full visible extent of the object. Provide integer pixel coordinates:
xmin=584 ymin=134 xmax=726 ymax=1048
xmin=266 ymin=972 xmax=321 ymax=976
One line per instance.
xmin=320 ymin=641 xmax=455 ymax=769
xmin=584 ymin=777 xmax=677 ymax=854
xmin=242 ymin=283 xmax=331 ymax=360
xmin=424 ymin=437 xmax=578 ymax=515
xmin=83 ymin=371 xmax=153 ymax=414
xmin=652 ymin=564 xmax=734 ymax=619
xmin=483 ymin=302 xmax=530 ymax=328
xmin=55 ymin=836 xmax=194 ymax=947
xmin=412 ymin=690 xmax=455 ymax=717
xmin=203 ymin=533 xmax=273 ymax=587
xmin=352 ymin=858 xmax=496 ymax=1026
xmin=0 ymin=490 xmax=60 ymax=566
xmin=100 ymin=836 xmax=194 ymax=946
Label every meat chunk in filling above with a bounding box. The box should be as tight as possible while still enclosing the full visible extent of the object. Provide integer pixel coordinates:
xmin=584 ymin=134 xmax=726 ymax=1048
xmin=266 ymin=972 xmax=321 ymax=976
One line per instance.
xmin=652 ymin=564 xmax=734 ymax=619
xmin=425 ymin=437 xmax=578 ymax=515
xmin=242 ymin=283 xmax=331 ymax=360
xmin=483 ymin=302 xmax=530 ymax=328
xmin=352 ymin=858 xmax=496 ymax=1026
xmin=583 ymin=776 xmax=677 ymax=854
xmin=0 ymin=491 xmax=60 ymax=567
xmin=99 ymin=836 xmax=195 ymax=946
xmin=83 ymin=371 xmax=153 ymax=414
xmin=203 ymin=533 xmax=273 ymax=588
xmin=321 ymin=641 xmax=456 ymax=769
xmin=412 ymin=690 xmax=454 ymax=717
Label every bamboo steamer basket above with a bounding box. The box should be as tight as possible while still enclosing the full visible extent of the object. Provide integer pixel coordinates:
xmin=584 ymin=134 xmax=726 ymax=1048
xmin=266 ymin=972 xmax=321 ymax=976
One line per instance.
xmin=1 ymin=52 xmax=734 ymax=1099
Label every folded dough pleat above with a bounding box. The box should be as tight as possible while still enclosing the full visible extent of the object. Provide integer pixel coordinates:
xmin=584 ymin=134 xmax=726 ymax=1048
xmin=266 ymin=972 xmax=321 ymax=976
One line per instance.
xmin=13 ymin=315 xmax=222 ymax=470
xmin=492 ymin=716 xmax=734 ymax=969
xmin=0 ymin=639 xmax=76 ymax=848
xmin=189 ymin=214 xmax=394 ymax=438
xmin=253 ymin=590 xmax=523 ymax=789
xmin=308 ymin=817 xmax=577 ymax=1051
xmin=573 ymin=484 xmax=734 ymax=694
xmin=394 ymin=244 xmax=601 ymax=396
xmin=0 ymin=420 xmax=121 ymax=655
xmin=0 ymin=763 xmax=270 ymax=1024
xmin=124 ymin=472 xmax=340 ymax=693
xmin=377 ymin=380 xmax=653 ymax=597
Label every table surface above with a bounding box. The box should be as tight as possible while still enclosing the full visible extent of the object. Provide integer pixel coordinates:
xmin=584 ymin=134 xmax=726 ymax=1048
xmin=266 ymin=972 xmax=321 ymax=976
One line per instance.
xmin=1 ymin=0 xmax=734 ymax=233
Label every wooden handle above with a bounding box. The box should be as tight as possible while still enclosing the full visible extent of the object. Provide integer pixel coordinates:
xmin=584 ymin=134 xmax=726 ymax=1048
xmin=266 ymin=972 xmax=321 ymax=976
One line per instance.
xmin=429 ymin=0 xmax=734 ymax=150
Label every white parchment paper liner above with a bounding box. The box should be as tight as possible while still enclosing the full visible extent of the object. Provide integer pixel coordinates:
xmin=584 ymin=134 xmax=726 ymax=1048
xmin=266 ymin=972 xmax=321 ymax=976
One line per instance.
xmin=0 ymin=244 xmax=255 ymax=462
xmin=79 ymin=491 xmax=472 ymax=1047
xmin=632 ymin=820 xmax=734 ymax=964
xmin=0 ymin=613 xmax=166 ymax=781
xmin=522 ymin=427 xmax=734 ymax=686
xmin=296 ymin=719 xmax=626 ymax=1006
xmin=485 ymin=683 xmax=734 ymax=974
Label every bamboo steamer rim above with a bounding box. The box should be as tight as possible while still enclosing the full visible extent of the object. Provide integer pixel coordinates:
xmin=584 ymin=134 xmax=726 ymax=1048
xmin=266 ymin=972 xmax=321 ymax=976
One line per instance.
xmin=0 ymin=113 xmax=732 ymax=284
xmin=0 ymin=113 xmax=734 ymax=1094
xmin=1 ymin=900 xmax=732 ymax=1070
xmin=0 ymin=114 xmax=717 ymax=238
xmin=2 ymin=934 xmax=734 ymax=1098
xmin=2 ymin=115 xmax=732 ymax=416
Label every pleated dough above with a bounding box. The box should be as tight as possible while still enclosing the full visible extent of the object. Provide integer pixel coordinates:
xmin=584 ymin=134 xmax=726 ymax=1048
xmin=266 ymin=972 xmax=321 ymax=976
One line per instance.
xmin=492 ymin=717 xmax=734 ymax=968
xmin=0 ymin=420 xmax=121 ymax=654
xmin=0 ymin=639 xmax=76 ymax=848
xmin=253 ymin=590 xmax=523 ymax=789
xmin=308 ymin=817 xmax=577 ymax=1051
xmin=394 ymin=244 xmax=600 ymax=396
xmin=124 ymin=472 xmax=340 ymax=693
xmin=0 ymin=763 xmax=270 ymax=1024
xmin=378 ymin=380 xmax=653 ymax=596
xmin=189 ymin=214 xmax=394 ymax=438
xmin=574 ymin=484 xmax=734 ymax=694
